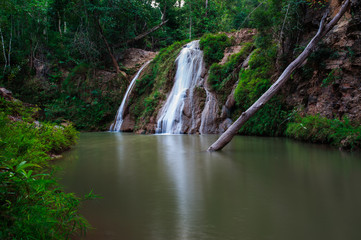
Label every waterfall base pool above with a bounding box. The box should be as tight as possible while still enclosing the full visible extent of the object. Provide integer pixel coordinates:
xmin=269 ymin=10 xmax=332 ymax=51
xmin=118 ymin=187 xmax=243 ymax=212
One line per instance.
xmin=57 ymin=133 xmax=361 ymax=240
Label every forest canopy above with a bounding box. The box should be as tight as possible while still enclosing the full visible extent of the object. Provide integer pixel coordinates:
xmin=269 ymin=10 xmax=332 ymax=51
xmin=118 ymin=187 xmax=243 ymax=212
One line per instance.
xmin=0 ymin=0 xmax=313 ymax=75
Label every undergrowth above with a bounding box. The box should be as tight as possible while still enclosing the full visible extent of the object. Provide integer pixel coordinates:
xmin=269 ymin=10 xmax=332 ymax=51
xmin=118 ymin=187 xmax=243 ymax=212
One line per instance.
xmin=0 ymin=97 xmax=93 ymax=239
xmin=42 ymin=63 xmax=124 ymax=130
xmin=2 ymin=62 xmax=125 ymax=131
xmin=286 ymin=114 xmax=361 ymax=150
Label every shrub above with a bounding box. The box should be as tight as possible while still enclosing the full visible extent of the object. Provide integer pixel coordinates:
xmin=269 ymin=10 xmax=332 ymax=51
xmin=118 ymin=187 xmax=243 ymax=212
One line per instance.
xmin=0 ymin=97 xmax=90 ymax=239
xmin=0 ymin=161 xmax=92 ymax=239
xmin=199 ymin=33 xmax=231 ymax=66
xmin=321 ymin=68 xmax=342 ymax=87
xmin=286 ymin=114 xmax=361 ymax=150
xmin=0 ymin=112 xmax=91 ymax=239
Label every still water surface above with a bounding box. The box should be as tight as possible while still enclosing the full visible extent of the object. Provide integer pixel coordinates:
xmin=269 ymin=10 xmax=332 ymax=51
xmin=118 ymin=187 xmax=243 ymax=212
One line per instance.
xmin=57 ymin=133 xmax=361 ymax=240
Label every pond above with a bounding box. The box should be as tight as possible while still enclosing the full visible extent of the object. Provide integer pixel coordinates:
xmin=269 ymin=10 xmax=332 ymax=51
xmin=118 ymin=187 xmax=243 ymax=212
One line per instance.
xmin=57 ymin=133 xmax=361 ymax=240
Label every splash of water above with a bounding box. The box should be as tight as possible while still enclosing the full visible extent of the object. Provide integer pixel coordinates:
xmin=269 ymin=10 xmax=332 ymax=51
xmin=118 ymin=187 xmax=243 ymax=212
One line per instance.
xmin=156 ymin=40 xmax=204 ymax=134
xmin=110 ymin=61 xmax=150 ymax=132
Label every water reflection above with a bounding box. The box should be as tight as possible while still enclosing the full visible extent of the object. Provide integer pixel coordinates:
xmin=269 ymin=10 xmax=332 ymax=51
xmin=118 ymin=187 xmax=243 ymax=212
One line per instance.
xmin=156 ymin=135 xmax=198 ymax=239
xmin=57 ymin=133 xmax=361 ymax=240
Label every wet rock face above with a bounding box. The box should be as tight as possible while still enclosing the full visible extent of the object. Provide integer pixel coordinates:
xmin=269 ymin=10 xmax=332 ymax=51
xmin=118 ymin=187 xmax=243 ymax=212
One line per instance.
xmin=120 ymin=114 xmax=135 ymax=132
xmin=181 ymin=85 xmax=207 ymax=134
xmin=284 ymin=1 xmax=361 ymax=122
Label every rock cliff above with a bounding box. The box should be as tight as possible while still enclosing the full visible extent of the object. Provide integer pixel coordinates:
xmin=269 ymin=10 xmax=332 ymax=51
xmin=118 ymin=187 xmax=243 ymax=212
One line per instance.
xmin=284 ymin=0 xmax=361 ymax=122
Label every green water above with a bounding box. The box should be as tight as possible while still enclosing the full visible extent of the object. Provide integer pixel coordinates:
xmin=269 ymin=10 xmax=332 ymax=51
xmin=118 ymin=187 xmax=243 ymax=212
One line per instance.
xmin=57 ymin=133 xmax=361 ymax=240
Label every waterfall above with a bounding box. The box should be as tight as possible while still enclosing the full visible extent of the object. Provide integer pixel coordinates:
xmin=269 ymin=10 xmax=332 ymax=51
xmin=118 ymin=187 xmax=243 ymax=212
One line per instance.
xmin=156 ymin=40 xmax=204 ymax=134
xmin=110 ymin=61 xmax=150 ymax=132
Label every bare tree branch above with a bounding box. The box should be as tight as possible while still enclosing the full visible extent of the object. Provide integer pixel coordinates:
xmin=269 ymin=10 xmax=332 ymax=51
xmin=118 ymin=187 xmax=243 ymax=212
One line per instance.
xmin=126 ymin=19 xmax=169 ymax=44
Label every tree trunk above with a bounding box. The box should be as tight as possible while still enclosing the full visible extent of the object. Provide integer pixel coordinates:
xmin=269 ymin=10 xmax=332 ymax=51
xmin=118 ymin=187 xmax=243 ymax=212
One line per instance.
xmin=279 ymin=3 xmax=290 ymax=41
xmin=0 ymin=27 xmax=7 ymax=74
xmin=58 ymin=12 xmax=62 ymax=37
xmin=205 ymin=0 xmax=208 ymax=16
xmin=208 ymin=0 xmax=351 ymax=152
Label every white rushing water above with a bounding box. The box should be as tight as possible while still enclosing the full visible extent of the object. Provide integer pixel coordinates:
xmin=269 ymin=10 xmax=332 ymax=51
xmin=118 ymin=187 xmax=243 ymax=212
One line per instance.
xmin=156 ymin=40 xmax=204 ymax=134
xmin=110 ymin=61 xmax=150 ymax=132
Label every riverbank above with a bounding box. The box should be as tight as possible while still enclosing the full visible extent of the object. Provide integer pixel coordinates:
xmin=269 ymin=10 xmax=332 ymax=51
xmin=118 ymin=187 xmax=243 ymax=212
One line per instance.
xmin=0 ymin=90 xmax=91 ymax=239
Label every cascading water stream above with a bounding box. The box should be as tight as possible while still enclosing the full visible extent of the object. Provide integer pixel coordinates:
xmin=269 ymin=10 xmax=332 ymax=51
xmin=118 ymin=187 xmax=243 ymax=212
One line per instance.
xmin=110 ymin=61 xmax=150 ymax=132
xmin=156 ymin=40 xmax=204 ymax=134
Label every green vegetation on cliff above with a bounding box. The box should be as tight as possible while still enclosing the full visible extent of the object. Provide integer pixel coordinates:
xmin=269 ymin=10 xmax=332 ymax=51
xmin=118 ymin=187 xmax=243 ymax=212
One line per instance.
xmin=233 ymin=45 xmax=291 ymax=136
xmin=286 ymin=114 xmax=361 ymax=150
xmin=208 ymin=42 xmax=253 ymax=96
xmin=200 ymin=33 xmax=232 ymax=66
xmin=0 ymin=96 xmax=92 ymax=239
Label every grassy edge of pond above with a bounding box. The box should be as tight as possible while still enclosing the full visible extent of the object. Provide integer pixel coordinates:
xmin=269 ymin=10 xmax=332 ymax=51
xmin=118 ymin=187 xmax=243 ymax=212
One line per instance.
xmin=0 ymin=96 xmax=94 ymax=239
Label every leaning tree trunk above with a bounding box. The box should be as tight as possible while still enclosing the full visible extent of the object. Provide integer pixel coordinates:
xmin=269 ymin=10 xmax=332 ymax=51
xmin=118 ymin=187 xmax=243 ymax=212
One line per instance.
xmin=208 ymin=0 xmax=351 ymax=152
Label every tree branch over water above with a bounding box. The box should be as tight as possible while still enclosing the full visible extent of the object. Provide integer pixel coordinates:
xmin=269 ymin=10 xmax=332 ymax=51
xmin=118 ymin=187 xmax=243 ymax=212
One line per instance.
xmin=208 ymin=0 xmax=351 ymax=152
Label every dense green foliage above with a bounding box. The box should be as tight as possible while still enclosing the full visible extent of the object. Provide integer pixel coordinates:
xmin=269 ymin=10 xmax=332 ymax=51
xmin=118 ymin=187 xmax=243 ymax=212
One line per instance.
xmin=208 ymin=42 xmax=253 ymax=92
xmin=233 ymin=45 xmax=291 ymax=136
xmin=235 ymin=46 xmax=277 ymax=105
xmin=43 ymin=64 xmax=125 ymax=130
xmin=199 ymin=33 xmax=232 ymax=66
xmin=0 ymin=0 xmax=311 ymax=130
xmin=286 ymin=114 xmax=361 ymax=150
xmin=0 ymin=97 xmax=92 ymax=239
xmin=0 ymin=0 xmax=246 ymax=80
xmin=4 ymin=61 xmax=125 ymax=130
